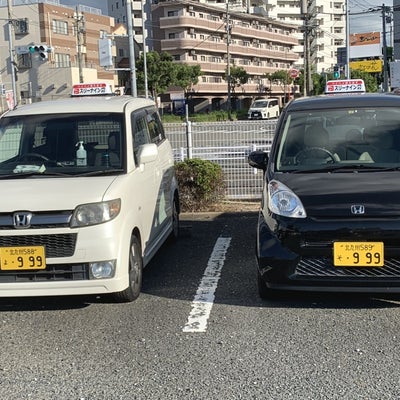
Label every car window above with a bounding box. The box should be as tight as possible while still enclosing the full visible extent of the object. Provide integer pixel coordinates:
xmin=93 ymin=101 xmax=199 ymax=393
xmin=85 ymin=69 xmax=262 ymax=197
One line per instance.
xmin=146 ymin=110 xmax=165 ymax=145
xmin=132 ymin=113 xmax=151 ymax=165
xmin=0 ymin=113 xmax=124 ymax=173
xmin=275 ymin=107 xmax=400 ymax=171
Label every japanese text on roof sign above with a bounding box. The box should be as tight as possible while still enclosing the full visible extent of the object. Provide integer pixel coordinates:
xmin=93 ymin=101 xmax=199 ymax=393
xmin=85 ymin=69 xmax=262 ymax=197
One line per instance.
xmin=72 ymin=83 xmax=111 ymax=96
xmin=325 ymin=79 xmax=366 ymax=94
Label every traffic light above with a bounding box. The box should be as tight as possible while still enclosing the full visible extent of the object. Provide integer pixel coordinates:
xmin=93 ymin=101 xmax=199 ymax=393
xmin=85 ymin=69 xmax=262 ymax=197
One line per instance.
xmin=333 ymin=65 xmax=340 ymax=79
xmin=28 ymin=44 xmax=52 ymax=61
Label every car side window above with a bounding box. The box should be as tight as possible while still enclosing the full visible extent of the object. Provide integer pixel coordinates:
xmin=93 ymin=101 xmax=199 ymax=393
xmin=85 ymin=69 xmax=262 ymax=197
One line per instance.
xmin=132 ymin=113 xmax=151 ymax=165
xmin=146 ymin=110 xmax=165 ymax=145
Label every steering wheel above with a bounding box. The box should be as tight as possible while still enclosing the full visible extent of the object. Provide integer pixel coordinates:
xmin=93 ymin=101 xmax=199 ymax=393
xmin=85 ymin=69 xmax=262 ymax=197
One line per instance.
xmin=295 ymin=147 xmax=336 ymax=164
xmin=18 ymin=152 xmax=61 ymax=166
xmin=20 ymin=152 xmax=50 ymax=162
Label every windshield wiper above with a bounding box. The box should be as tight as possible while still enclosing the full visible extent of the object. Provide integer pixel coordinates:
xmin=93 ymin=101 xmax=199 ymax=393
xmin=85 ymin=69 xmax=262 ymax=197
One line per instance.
xmin=72 ymin=169 xmax=124 ymax=176
xmin=0 ymin=171 xmax=73 ymax=179
xmin=288 ymin=164 xmax=396 ymax=173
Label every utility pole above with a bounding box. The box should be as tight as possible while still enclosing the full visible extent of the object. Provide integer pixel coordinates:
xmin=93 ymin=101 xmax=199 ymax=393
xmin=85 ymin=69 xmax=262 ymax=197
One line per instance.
xmin=7 ymin=0 xmax=17 ymax=108
xmin=141 ymin=0 xmax=148 ymax=98
xmin=345 ymin=0 xmax=350 ymax=79
xmin=74 ymin=7 xmax=85 ymax=83
xmin=301 ymin=0 xmax=313 ymax=96
xmin=127 ymin=0 xmax=137 ymax=97
xmin=382 ymin=4 xmax=390 ymax=92
xmin=226 ymin=1 xmax=232 ymax=118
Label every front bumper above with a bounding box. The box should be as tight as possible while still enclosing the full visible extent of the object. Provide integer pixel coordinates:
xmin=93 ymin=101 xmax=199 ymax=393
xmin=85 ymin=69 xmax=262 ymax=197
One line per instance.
xmin=0 ymin=222 xmax=129 ymax=297
xmin=256 ymin=211 xmax=400 ymax=293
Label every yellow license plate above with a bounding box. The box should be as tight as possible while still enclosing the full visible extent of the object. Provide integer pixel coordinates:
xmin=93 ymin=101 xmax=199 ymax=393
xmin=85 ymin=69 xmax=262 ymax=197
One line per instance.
xmin=333 ymin=242 xmax=384 ymax=267
xmin=0 ymin=246 xmax=46 ymax=270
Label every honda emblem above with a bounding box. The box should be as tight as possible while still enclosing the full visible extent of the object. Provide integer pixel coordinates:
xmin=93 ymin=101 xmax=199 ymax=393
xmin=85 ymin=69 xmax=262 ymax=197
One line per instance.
xmin=351 ymin=205 xmax=365 ymax=215
xmin=13 ymin=212 xmax=33 ymax=229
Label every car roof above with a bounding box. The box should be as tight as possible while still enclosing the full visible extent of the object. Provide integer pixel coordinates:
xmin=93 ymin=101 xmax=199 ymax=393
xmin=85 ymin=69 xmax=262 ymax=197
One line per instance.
xmin=2 ymin=95 xmax=156 ymax=117
xmin=285 ymin=93 xmax=400 ymax=112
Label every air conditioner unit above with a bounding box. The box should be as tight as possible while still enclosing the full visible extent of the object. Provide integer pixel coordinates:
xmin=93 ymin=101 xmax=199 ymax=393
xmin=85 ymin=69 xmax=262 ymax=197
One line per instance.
xmin=188 ymin=5 xmax=194 ymax=10
xmin=190 ymin=50 xmax=196 ymax=55
xmin=189 ymin=28 xmax=195 ymax=34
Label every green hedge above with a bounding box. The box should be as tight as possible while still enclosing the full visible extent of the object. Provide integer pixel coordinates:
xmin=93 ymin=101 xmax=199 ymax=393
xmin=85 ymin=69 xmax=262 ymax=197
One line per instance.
xmin=174 ymin=158 xmax=226 ymax=212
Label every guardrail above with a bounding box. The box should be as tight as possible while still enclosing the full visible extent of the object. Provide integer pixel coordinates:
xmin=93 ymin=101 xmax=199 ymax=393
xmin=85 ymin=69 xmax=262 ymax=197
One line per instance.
xmin=164 ymin=119 xmax=277 ymax=200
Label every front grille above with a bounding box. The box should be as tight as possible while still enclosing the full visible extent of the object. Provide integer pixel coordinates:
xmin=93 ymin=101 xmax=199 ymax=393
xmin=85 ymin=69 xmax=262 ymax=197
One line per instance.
xmin=0 ymin=211 xmax=72 ymax=229
xmin=0 ymin=264 xmax=89 ymax=282
xmin=0 ymin=234 xmax=77 ymax=258
xmin=296 ymin=257 xmax=400 ymax=278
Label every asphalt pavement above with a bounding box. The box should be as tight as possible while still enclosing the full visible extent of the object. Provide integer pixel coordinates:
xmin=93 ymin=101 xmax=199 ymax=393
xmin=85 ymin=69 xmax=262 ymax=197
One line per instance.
xmin=0 ymin=211 xmax=400 ymax=399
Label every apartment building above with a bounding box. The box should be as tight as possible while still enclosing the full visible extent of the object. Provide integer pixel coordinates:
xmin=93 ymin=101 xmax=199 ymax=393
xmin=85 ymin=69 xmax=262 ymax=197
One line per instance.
xmin=265 ymin=0 xmax=346 ymax=73
xmin=0 ymin=0 xmax=117 ymax=111
xmin=152 ymin=0 xmax=299 ymax=110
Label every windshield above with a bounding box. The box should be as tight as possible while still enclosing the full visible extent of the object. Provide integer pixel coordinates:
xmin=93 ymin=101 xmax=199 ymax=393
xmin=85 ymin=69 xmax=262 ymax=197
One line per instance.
xmin=275 ymin=107 xmax=400 ymax=172
xmin=251 ymin=100 xmax=268 ymax=108
xmin=0 ymin=113 xmax=125 ymax=176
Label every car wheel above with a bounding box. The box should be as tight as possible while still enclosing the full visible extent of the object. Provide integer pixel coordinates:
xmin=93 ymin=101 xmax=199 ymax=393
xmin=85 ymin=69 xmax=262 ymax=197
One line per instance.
xmin=169 ymin=198 xmax=180 ymax=242
xmin=113 ymin=235 xmax=143 ymax=302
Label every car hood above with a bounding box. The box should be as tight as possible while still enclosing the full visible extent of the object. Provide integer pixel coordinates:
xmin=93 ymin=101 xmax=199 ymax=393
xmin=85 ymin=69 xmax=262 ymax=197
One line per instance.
xmin=0 ymin=176 xmax=118 ymax=212
xmin=276 ymin=171 xmax=400 ymax=217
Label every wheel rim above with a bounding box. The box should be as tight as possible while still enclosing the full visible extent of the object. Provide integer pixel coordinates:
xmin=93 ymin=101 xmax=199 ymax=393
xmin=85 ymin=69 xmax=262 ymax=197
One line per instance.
xmin=129 ymin=239 xmax=142 ymax=294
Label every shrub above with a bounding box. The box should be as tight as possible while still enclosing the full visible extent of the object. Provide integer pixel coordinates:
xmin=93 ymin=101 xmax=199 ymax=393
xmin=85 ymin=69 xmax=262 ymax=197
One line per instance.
xmin=174 ymin=158 xmax=226 ymax=212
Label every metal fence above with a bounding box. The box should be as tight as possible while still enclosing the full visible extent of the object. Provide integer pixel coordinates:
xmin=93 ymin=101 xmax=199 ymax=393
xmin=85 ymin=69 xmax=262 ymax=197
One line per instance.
xmin=164 ymin=119 xmax=277 ymax=200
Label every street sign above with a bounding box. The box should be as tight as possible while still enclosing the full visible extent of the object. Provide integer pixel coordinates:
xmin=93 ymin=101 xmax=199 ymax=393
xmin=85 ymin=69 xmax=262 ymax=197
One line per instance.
xmin=289 ymin=69 xmax=299 ymax=79
xmin=15 ymin=45 xmax=29 ymax=55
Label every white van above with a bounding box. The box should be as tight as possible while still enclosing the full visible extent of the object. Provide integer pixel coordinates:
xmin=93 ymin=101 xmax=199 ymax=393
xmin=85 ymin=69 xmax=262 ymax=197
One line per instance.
xmin=0 ymin=89 xmax=179 ymax=302
xmin=248 ymin=98 xmax=280 ymax=120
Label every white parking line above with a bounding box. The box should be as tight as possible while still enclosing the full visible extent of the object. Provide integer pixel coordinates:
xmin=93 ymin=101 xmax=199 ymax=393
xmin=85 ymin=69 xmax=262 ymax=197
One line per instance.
xmin=182 ymin=236 xmax=232 ymax=333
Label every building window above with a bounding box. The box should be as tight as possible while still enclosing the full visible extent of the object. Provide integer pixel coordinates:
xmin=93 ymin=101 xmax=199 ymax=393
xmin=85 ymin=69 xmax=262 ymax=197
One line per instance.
xmin=52 ymin=20 xmax=68 ymax=35
xmin=167 ymin=10 xmax=179 ymax=17
xmin=54 ymin=53 xmax=71 ymax=68
xmin=119 ymin=49 xmax=124 ymax=57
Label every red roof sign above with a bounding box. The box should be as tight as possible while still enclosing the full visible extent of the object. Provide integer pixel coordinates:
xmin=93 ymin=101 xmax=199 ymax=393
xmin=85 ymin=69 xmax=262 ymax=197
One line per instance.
xmin=325 ymin=79 xmax=366 ymax=94
xmin=72 ymin=82 xmax=112 ymax=96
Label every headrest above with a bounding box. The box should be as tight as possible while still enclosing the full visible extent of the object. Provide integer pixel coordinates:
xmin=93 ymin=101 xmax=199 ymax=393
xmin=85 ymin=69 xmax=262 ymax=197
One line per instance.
xmin=364 ymin=126 xmax=394 ymax=149
xmin=304 ymin=125 xmax=329 ymax=148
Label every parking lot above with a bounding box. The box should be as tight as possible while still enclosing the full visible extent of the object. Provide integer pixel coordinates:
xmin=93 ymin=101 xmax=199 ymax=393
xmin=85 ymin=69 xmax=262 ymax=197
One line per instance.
xmin=1 ymin=210 xmax=400 ymax=399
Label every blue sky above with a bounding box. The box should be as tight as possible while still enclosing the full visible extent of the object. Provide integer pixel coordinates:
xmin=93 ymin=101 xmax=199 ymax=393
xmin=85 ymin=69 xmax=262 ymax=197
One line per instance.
xmin=60 ymin=0 xmax=108 ymax=13
xmin=349 ymin=0 xmax=393 ymax=33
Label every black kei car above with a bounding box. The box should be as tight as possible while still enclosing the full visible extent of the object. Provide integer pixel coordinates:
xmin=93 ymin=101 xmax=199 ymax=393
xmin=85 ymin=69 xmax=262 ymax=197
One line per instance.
xmin=248 ymin=90 xmax=400 ymax=299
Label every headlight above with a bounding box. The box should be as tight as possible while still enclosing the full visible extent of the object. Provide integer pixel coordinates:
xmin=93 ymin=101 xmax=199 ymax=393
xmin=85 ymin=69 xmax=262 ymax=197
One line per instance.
xmin=268 ymin=180 xmax=306 ymax=218
xmin=70 ymin=199 xmax=121 ymax=227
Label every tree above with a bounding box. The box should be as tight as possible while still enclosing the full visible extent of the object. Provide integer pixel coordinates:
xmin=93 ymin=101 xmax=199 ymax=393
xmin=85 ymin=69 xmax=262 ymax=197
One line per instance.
xmin=224 ymin=65 xmax=249 ymax=95
xmin=136 ymin=51 xmax=177 ymax=99
xmin=263 ymin=70 xmax=294 ymax=102
xmin=175 ymin=64 xmax=202 ymax=95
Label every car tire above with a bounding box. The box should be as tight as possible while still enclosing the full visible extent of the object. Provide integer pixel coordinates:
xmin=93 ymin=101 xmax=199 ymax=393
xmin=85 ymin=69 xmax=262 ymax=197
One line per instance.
xmin=113 ymin=235 xmax=143 ymax=302
xmin=169 ymin=197 xmax=180 ymax=242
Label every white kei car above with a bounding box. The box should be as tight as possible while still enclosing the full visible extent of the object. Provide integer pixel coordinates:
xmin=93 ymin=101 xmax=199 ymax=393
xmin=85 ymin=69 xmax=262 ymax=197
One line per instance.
xmin=0 ymin=87 xmax=179 ymax=302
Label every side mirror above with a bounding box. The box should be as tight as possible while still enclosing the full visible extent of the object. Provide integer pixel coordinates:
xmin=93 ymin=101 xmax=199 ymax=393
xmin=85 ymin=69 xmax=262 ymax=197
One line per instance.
xmin=248 ymin=150 xmax=268 ymax=170
xmin=137 ymin=143 xmax=158 ymax=165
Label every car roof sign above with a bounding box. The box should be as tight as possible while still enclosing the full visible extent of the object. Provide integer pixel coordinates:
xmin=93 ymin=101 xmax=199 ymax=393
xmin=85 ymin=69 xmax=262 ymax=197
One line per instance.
xmin=71 ymin=82 xmax=113 ymax=96
xmin=325 ymin=79 xmax=366 ymax=94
